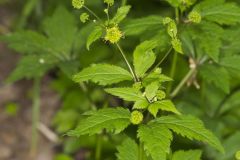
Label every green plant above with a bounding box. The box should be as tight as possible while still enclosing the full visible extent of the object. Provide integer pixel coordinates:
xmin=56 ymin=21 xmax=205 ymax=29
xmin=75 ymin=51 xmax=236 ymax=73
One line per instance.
xmin=2 ymin=0 xmax=240 ymax=159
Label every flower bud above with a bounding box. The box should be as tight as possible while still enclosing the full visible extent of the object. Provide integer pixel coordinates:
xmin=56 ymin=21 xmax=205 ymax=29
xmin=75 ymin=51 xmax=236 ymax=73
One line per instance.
xmin=130 ymin=110 xmax=143 ymax=125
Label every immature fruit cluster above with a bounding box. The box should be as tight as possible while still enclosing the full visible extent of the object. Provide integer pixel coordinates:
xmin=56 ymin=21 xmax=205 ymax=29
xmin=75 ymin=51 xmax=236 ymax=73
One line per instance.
xmin=105 ymin=26 xmax=122 ymax=43
xmin=188 ymin=11 xmax=201 ymax=23
xmin=72 ymin=0 xmax=84 ymax=9
xmin=130 ymin=110 xmax=143 ymax=125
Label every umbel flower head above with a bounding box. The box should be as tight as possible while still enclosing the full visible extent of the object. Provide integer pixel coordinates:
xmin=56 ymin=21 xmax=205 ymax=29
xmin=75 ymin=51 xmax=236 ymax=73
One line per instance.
xmin=104 ymin=26 xmax=122 ymax=43
xmin=104 ymin=0 xmax=114 ymax=6
xmin=130 ymin=110 xmax=143 ymax=125
xmin=72 ymin=0 xmax=84 ymax=9
xmin=80 ymin=13 xmax=89 ymax=23
xmin=188 ymin=11 xmax=202 ymax=23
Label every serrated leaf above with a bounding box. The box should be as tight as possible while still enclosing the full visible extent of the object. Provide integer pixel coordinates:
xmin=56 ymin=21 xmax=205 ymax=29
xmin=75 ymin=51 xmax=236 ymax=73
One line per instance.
xmin=67 ymin=108 xmax=131 ymax=136
xmin=148 ymin=100 xmax=181 ymax=117
xmin=187 ymin=22 xmax=223 ymax=62
xmin=145 ymin=82 xmax=159 ymax=100
xmin=73 ymin=64 xmax=132 ymax=85
xmin=133 ymin=99 xmax=149 ymax=109
xmin=152 ymin=115 xmax=224 ymax=153
xmin=105 ymin=87 xmax=144 ymax=102
xmin=143 ymin=72 xmax=172 ymax=86
xmin=86 ymin=26 xmax=103 ymax=50
xmin=138 ymin=124 xmax=173 ymax=160
xmin=172 ymin=150 xmax=202 ymax=160
xmin=200 ymin=64 xmax=230 ymax=93
xmin=220 ymin=56 xmax=240 ymax=71
xmin=123 ymin=15 xmax=163 ymax=36
xmin=6 ymin=55 xmax=55 ymax=83
xmin=196 ymin=0 xmax=240 ymax=25
xmin=1 ymin=31 xmax=49 ymax=54
xmin=43 ymin=6 xmax=77 ymax=56
xmin=133 ymin=40 xmax=157 ymax=77
xmin=116 ymin=137 xmax=139 ymax=160
xmin=111 ymin=5 xmax=131 ymax=24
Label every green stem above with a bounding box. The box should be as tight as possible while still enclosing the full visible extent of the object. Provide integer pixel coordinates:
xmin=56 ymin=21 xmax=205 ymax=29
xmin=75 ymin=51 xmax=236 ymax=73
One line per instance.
xmin=31 ymin=78 xmax=41 ymax=155
xmin=150 ymin=47 xmax=173 ymax=74
xmin=116 ymin=43 xmax=138 ymax=82
xmin=139 ymin=142 xmax=145 ymax=160
xmin=167 ymin=51 xmax=178 ymax=95
xmin=121 ymin=0 xmax=127 ymax=6
xmin=83 ymin=5 xmax=104 ymax=25
xmin=95 ymin=134 xmax=102 ymax=160
xmin=170 ymin=68 xmax=196 ymax=98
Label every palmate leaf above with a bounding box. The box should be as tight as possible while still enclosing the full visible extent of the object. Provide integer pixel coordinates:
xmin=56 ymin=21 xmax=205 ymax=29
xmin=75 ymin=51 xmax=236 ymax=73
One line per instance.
xmin=138 ymin=124 xmax=173 ymax=160
xmin=195 ymin=0 xmax=240 ymax=25
xmin=86 ymin=26 xmax=103 ymax=50
xmin=105 ymin=87 xmax=145 ymax=102
xmin=67 ymin=108 xmax=131 ymax=137
xmin=148 ymin=100 xmax=181 ymax=117
xmin=111 ymin=5 xmax=131 ymax=24
xmin=123 ymin=15 xmax=163 ymax=36
xmin=73 ymin=64 xmax=132 ymax=85
xmin=172 ymin=150 xmax=202 ymax=160
xmin=43 ymin=6 xmax=77 ymax=56
xmin=152 ymin=115 xmax=224 ymax=153
xmin=116 ymin=137 xmax=139 ymax=160
xmin=133 ymin=40 xmax=157 ymax=78
xmin=199 ymin=64 xmax=230 ymax=93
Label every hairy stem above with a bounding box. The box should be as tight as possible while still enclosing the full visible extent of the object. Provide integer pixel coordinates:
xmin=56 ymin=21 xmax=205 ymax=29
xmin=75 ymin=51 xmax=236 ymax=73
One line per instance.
xmin=170 ymin=68 xmax=196 ymax=98
xmin=95 ymin=134 xmax=103 ymax=160
xmin=31 ymin=78 xmax=41 ymax=155
xmin=167 ymin=51 xmax=178 ymax=95
xmin=116 ymin=43 xmax=138 ymax=82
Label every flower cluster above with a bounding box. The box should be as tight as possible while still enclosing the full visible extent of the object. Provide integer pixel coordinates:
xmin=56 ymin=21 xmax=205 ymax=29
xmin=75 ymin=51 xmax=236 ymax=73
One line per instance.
xmin=72 ymin=0 xmax=84 ymax=9
xmin=130 ymin=111 xmax=143 ymax=125
xmin=104 ymin=26 xmax=122 ymax=43
xmin=80 ymin=13 xmax=89 ymax=23
xmin=104 ymin=0 xmax=114 ymax=6
xmin=188 ymin=11 xmax=202 ymax=23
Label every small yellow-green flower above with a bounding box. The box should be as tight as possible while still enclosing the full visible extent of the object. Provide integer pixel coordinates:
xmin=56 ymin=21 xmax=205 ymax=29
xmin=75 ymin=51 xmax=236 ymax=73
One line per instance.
xmin=130 ymin=110 xmax=143 ymax=125
xmin=80 ymin=13 xmax=89 ymax=23
xmin=236 ymin=151 xmax=240 ymax=160
xmin=72 ymin=0 xmax=84 ymax=9
xmin=188 ymin=11 xmax=201 ymax=23
xmin=104 ymin=0 xmax=114 ymax=6
xmin=104 ymin=26 xmax=122 ymax=43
